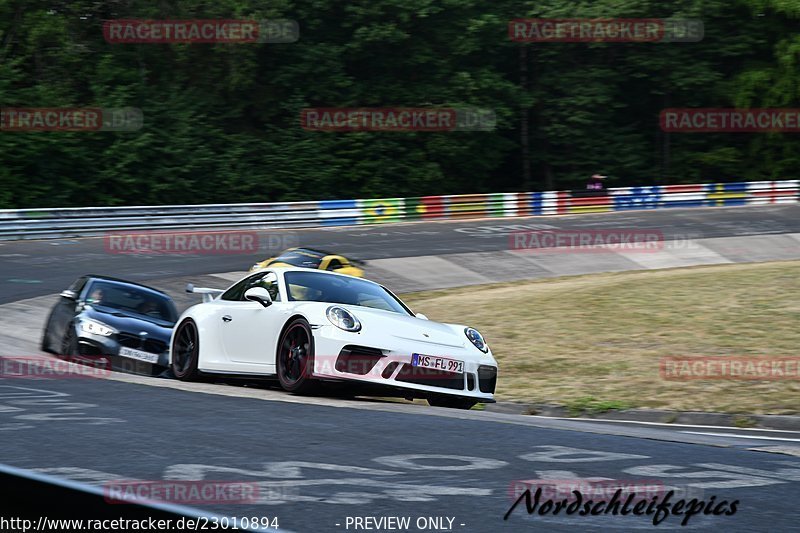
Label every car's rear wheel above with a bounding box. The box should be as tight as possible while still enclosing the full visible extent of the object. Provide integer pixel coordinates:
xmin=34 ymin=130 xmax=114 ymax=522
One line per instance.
xmin=427 ymin=395 xmax=478 ymax=410
xmin=172 ymin=319 xmax=200 ymax=381
xmin=277 ymin=318 xmax=318 ymax=394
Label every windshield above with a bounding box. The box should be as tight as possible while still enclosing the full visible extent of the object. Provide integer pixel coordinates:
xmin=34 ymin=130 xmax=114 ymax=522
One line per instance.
xmin=85 ymin=281 xmax=178 ymax=323
xmin=274 ymin=249 xmax=324 ymax=268
xmin=284 ymin=271 xmax=412 ymax=315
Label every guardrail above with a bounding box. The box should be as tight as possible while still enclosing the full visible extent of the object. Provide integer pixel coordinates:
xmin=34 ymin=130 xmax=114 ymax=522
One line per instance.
xmin=0 ymin=180 xmax=797 ymax=240
xmin=0 ymin=463 xmax=262 ymax=530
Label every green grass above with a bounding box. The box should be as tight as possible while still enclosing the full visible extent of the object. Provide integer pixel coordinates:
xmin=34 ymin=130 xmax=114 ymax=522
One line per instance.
xmin=564 ymin=397 xmax=632 ymax=417
xmin=402 ymin=261 xmax=800 ymax=415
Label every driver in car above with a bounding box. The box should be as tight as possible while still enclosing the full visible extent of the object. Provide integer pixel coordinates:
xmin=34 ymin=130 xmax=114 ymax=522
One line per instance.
xmin=88 ymin=288 xmax=104 ymax=305
xmin=137 ymin=299 xmax=160 ymax=316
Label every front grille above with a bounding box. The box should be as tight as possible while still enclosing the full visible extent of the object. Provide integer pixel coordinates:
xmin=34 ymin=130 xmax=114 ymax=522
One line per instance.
xmin=76 ymin=342 xmax=103 ymax=356
xmin=381 ymin=362 xmax=399 ymax=379
xmin=335 ymin=345 xmax=384 ymax=375
xmin=395 ymin=364 xmax=464 ymax=390
xmin=478 ymin=365 xmax=497 ymax=393
xmin=117 ymin=333 xmax=167 ymax=354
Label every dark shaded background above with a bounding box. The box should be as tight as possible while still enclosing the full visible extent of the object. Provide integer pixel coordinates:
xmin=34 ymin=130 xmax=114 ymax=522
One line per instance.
xmin=1 ymin=0 xmax=798 ymax=207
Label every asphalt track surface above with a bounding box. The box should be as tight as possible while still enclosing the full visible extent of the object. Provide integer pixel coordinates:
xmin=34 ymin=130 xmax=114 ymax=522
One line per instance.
xmin=1 ymin=377 xmax=799 ymax=532
xmin=1 ymin=205 xmax=800 ymax=532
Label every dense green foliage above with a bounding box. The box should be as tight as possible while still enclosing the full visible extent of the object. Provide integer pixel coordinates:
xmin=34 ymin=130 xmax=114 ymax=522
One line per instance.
xmin=1 ymin=0 xmax=799 ymax=207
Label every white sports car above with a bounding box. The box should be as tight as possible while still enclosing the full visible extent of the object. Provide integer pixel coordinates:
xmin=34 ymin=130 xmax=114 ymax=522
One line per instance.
xmin=169 ymin=268 xmax=497 ymax=409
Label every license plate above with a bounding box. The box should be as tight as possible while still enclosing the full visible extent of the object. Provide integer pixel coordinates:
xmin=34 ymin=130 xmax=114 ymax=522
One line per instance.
xmin=411 ymin=353 xmax=464 ymax=374
xmin=118 ymin=347 xmax=159 ymax=364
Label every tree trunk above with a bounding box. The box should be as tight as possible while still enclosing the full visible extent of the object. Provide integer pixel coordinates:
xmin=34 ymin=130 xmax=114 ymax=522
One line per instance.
xmin=519 ymin=46 xmax=532 ymax=191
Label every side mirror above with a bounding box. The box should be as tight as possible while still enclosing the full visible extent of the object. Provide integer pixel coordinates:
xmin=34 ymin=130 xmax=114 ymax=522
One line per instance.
xmin=415 ymin=312 xmax=429 ymax=320
xmin=60 ymin=289 xmax=78 ymax=300
xmin=244 ymin=287 xmax=273 ymax=308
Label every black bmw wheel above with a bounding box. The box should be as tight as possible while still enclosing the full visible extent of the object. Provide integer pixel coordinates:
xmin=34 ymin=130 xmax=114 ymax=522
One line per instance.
xmin=277 ymin=318 xmax=318 ymax=394
xmin=427 ymin=395 xmax=478 ymax=410
xmin=41 ymin=311 xmax=56 ymax=353
xmin=59 ymin=327 xmax=79 ymax=358
xmin=40 ymin=329 xmax=51 ymax=353
xmin=172 ymin=319 xmax=200 ymax=381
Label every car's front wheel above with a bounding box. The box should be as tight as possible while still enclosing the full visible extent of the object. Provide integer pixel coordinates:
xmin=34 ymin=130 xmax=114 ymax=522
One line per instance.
xmin=428 ymin=395 xmax=478 ymax=410
xmin=40 ymin=311 xmax=56 ymax=353
xmin=59 ymin=327 xmax=79 ymax=358
xmin=40 ymin=329 xmax=51 ymax=353
xmin=172 ymin=319 xmax=200 ymax=381
xmin=277 ymin=318 xmax=318 ymax=394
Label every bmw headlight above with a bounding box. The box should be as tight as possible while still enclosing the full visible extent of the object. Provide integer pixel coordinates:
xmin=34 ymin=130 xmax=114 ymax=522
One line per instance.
xmin=326 ymin=306 xmax=361 ymax=332
xmin=465 ymin=327 xmax=488 ymax=353
xmin=80 ymin=319 xmax=116 ymax=337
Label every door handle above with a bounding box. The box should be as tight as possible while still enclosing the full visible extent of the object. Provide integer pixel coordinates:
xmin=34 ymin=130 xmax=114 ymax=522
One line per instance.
xmin=222 ymin=315 xmax=232 ymax=322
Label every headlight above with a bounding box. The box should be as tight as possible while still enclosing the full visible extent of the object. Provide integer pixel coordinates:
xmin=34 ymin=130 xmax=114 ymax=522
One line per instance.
xmin=80 ymin=319 xmax=116 ymax=337
xmin=326 ymin=306 xmax=361 ymax=332
xmin=464 ymin=327 xmax=488 ymax=353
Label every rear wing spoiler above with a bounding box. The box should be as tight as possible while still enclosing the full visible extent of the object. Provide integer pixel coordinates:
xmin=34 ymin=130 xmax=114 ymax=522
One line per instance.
xmin=185 ymin=283 xmax=224 ymax=303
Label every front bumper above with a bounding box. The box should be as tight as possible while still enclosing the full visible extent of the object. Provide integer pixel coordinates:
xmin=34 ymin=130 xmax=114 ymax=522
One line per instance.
xmin=311 ymin=325 xmax=497 ymax=401
xmin=76 ymin=332 xmax=169 ymax=368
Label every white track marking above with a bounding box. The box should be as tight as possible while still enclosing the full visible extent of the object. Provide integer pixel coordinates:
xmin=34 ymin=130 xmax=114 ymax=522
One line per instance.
xmin=533 ymin=416 xmax=800 ymax=434
xmin=519 ymin=445 xmax=648 ymax=463
xmin=681 ymin=431 xmax=800 ymax=442
xmin=372 ymin=455 xmax=507 ymax=471
xmin=623 ymin=464 xmax=784 ymax=489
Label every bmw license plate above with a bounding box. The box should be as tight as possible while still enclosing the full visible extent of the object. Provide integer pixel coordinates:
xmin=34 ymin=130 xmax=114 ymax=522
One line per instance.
xmin=118 ymin=346 xmax=159 ymax=364
xmin=411 ymin=353 xmax=464 ymax=374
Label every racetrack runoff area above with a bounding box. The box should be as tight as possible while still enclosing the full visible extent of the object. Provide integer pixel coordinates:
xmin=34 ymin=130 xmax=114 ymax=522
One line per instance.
xmin=404 ymin=260 xmax=800 ymax=415
xmin=6 ymin=259 xmax=796 ymax=417
xmin=2 ymin=206 xmax=799 ymax=418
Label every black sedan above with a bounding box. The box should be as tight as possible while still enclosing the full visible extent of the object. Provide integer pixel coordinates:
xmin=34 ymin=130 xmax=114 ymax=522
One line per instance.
xmin=41 ymin=275 xmax=178 ymax=374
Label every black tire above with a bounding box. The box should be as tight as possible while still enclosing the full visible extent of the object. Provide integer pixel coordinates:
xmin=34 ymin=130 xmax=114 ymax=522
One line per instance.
xmin=427 ymin=395 xmax=478 ymax=410
xmin=59 ymin=327 xmax=80 ymax=358
xmin=171 ymin=319 xmax=200 ymax=381
xmin=276 ymin=318 xmax=318 ymax=394
xmin=41 ymin=310 xmax=56 ymax=353
xmin=40 ymin=329 xmax=51 ymax=353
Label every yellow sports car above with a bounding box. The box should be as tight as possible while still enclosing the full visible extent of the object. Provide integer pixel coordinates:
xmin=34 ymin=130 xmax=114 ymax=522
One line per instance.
xmin=249 ymin=247 xmax=365 ymax=277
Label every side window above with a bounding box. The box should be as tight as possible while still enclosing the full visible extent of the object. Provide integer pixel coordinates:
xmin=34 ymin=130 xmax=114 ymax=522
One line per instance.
xmin=221 ymin=274 xmax=263 ymax=301
xmin=221 ymin=272 xmax=281 ymax=302
xmin=250 ymin=272 xmax=281 ymax=302
xmin=326 ymin=258 xmax=343 ymax=271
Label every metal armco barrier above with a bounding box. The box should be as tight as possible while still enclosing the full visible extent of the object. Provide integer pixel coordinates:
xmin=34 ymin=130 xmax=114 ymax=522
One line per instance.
xmin=0 ymin=180 xmax=797 ymax=240
xmin=0 ymin=463 xmax=262 ymax=531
